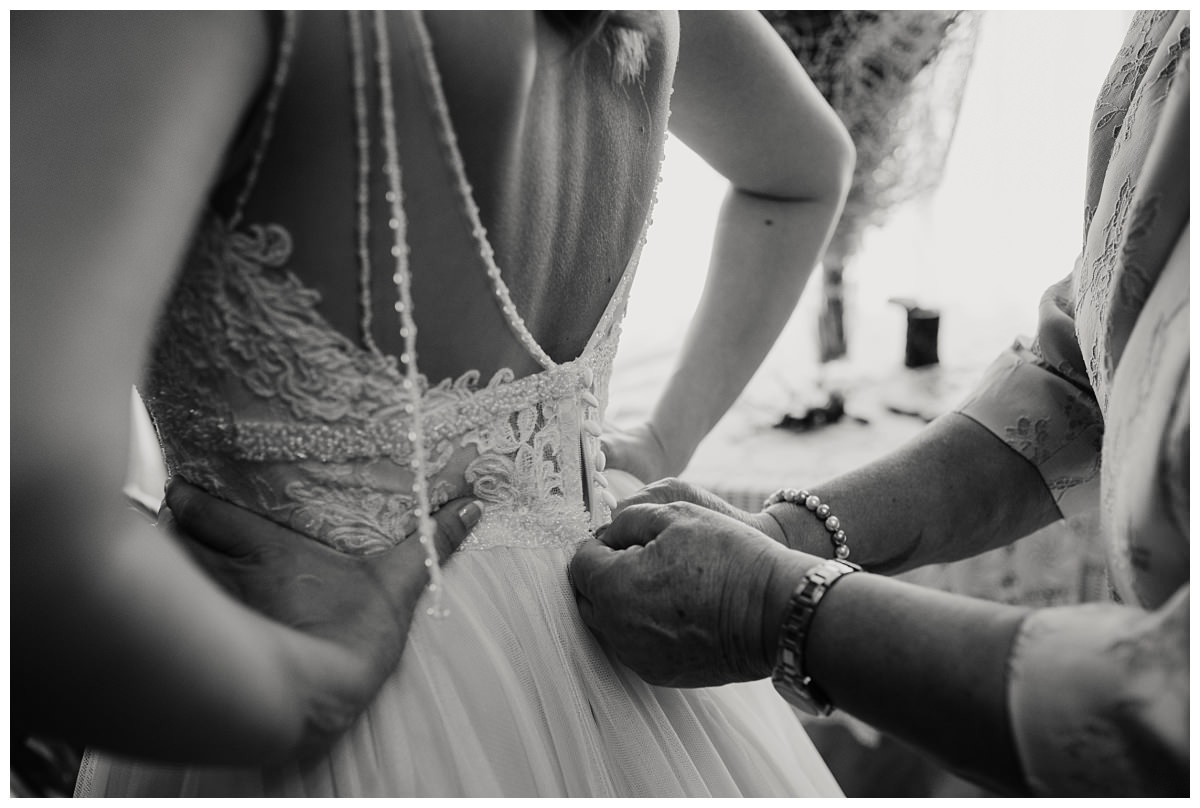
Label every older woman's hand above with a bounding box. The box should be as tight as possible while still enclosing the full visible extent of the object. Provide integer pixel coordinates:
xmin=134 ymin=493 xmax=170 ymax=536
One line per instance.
xmin=612 ymin=477 xmax=787 ymax=543
xmin=570 ymin=501 xmax=812 ymax=688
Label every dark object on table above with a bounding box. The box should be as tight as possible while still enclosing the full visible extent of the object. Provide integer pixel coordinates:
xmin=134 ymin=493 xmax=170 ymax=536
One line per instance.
xmin=818 ymin=263 xmax=847 ymax=363
xmin=776 ymin=392 xmax=869 ymax=432
xmin=762 ymin=11 xmax=978 ymax=364
xmin=890 ymin=297 xmax=940 ymax=368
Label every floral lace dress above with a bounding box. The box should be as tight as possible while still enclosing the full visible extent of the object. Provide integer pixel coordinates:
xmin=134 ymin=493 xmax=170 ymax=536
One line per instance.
xmin=74 ymin=10 xmax=840 ymax=797
xmin=955 ymin=11 xmax=1189 ymax=795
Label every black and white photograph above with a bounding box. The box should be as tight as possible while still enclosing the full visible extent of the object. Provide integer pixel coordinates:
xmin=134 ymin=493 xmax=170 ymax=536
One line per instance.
xmin=11 ymin=9 xmax=1188 ymax=798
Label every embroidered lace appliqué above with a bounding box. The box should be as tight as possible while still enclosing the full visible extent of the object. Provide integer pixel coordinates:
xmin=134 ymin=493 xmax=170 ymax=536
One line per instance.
xmin=142 ymin=8 xmax=669 ymax=559
xmin=144 ymin=214 xmax=629 ymax=555
xmin=1076 ymin=15 xmax=1188 ymax=411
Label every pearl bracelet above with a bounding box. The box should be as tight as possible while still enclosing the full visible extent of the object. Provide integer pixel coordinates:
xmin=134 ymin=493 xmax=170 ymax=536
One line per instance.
xmin=763 ymin=488 xmax=850 ymax=560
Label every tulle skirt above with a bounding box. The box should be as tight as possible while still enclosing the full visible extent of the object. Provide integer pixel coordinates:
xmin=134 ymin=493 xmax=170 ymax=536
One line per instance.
xmin=76 ymin=534 xmax=840 ymax=797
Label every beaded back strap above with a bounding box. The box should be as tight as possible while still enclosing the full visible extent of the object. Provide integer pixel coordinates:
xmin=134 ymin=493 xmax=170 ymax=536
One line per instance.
xmin=408 ymin=11 xmax=559 ymax=372
xmin=355 ymin=10 xmax=447 ymax=617
xmin=229 ymin=11 xmax=299 ymax=231
xmin=347 ymin=10 xmax=383 ymax=356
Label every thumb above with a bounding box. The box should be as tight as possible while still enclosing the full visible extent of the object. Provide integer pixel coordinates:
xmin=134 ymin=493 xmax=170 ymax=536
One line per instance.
xmin=425 ymin=497 xmax=483 ymax=562
xmin=165 ymin=477 xmax=275 ymax=556
xmin=597 ymin=503 xmax=669 ymax=550
xmin=568 ymin=536 xmax=618 ymax=602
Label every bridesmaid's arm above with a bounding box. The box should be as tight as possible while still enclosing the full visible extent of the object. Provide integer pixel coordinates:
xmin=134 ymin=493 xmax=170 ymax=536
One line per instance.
xmin=11 ymin=11 xmax=460 ymax=764
xmin=606 ymin=10 xmax=854 ymax=483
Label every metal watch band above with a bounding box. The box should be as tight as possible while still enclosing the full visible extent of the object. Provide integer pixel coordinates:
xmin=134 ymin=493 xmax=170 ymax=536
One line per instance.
xmin=771 ymin=558 xmax=862 ymax=716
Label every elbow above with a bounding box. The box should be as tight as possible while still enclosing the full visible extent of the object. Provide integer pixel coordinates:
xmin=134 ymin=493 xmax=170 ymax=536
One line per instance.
xmin=809 ymin=120 xmax=855 ymax=209
xmin=829 ymin=125 xmax=856 ymax=205
xmin=752 ymin=119 xmax=856 ymax=209
xmin=804 ymin=114 xmax=856 ymax=207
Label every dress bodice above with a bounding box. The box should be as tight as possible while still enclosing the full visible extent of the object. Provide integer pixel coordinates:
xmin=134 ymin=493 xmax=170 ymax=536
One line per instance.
xmin=141 ymin=11 xmax=675 ymax=554
xmin=143 ymin=213 xmax=639 ymax=554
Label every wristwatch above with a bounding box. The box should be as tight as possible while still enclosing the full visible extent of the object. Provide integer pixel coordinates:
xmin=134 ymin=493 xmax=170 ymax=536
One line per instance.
xmin=771 ymin=558 xmax=862 ymax=716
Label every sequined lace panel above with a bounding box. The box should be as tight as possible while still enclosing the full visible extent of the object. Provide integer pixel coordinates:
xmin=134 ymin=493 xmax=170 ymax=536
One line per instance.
xmin=143 ymin=214 xmax=630 ymax=555
xmin=143 ymin=10 xmax=670 ymax=557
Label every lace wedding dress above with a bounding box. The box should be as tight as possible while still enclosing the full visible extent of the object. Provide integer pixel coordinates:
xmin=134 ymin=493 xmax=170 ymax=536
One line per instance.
xmin=75 ymin=11 xmax=840 ymax=797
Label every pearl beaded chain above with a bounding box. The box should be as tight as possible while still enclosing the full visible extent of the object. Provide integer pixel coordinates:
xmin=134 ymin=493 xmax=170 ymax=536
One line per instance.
xmin=401 ymin=11 xmax=626 ymax=521
xmin=228 ymin=11 xmax=675 ymax=618
xmin=348 ymin=10 xmax=382 ymax=358
xmin=408 ymin=13 xmax=557 ymax=372
xmin=340 ymin=10 xmax=675 ymax=603
xmin=764 ymin=488 xmax=851 ymax=560
xmin=350 ymin=10 xmax=447 ymax=617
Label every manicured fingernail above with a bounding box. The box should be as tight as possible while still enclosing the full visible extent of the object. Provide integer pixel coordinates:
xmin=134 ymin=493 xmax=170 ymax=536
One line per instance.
xmin=457 ymin=500 xmax=483 ymax=528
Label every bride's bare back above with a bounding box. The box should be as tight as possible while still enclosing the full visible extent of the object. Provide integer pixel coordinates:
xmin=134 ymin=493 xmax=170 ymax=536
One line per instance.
xmin=133 ymin=11 xmax=675 ymax=562
xmin=230 ymin=11 xmax=675 ymax=384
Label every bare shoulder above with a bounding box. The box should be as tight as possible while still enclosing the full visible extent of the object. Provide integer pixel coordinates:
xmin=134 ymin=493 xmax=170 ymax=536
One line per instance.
xmin=14 ymin=11 xmax=269 ymax=212
xmin=12 ymin=12 xmax=275 ymax=475
xmin=13 ymin=11 xmax=268 ymax=91
xmin=13 ymin=10 xmax=271 ymax=232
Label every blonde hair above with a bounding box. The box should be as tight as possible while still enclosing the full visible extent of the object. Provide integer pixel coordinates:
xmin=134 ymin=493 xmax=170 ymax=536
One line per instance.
xmin=542 ymin=11 xmax=651 ymax=85
xmin=605 ymin=19 xmax=650 ymax=85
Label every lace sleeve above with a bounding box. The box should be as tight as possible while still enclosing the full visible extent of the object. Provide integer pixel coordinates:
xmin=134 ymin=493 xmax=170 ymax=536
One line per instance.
xmin=954 ymin=272 xmax=1105 ymax=519
xmin=1006 ymin=585 xmax=1189 ymax=795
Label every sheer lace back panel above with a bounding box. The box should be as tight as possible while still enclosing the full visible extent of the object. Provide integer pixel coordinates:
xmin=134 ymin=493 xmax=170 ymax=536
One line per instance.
xmin=142 ymin=11 xmax=676 ymax=554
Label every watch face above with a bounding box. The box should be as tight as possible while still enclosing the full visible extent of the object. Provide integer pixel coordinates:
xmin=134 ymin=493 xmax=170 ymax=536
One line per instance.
xmin=773 ymin=672 xmax=833 ymax=716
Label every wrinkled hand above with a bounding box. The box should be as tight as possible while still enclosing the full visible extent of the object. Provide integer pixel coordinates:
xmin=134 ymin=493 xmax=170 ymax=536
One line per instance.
xmin=613 ymin=477 xmax=786 ymax=543
xmin=601 ymin=421 xmax=672 ymax=487
xmin=570 ymin=501 xmax=810 ymax=688
xmin=160 ymin=478 xmax=480 ymax=730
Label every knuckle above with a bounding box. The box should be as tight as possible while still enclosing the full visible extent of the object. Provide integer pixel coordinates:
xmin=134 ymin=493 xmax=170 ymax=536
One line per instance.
xmin=661 ymin=500 xmax=694 ymax=518
xmin=156 ymin=507 xmax=178 ymax=533
xmin=646 ymin=478 xmax=671 ymax=495
xmin=245 ymin=541 xmax=287 ymax=566
xmin=607 ymin=503 xmax=641 ymax=528
xmin=167 ymin=488 xmax=195 ymax=525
